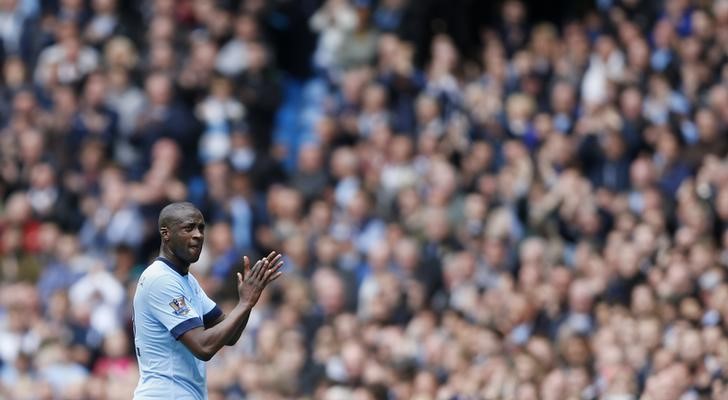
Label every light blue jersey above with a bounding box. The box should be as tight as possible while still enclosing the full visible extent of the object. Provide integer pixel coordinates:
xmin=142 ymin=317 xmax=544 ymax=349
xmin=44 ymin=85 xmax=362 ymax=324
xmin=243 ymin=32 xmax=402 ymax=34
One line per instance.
xmin=133 ymin=257 xmax=222 ymax=400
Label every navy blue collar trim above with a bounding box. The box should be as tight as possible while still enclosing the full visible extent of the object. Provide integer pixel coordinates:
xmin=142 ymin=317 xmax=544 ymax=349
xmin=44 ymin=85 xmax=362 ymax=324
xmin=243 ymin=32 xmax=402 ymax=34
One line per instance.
xmin=156 ymin=256 xmax=188 ymax=276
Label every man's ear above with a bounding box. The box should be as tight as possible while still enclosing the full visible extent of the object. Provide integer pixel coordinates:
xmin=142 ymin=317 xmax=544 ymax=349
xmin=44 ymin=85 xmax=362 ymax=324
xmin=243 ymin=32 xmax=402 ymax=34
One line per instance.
xmin=160 ymin=227 xmax=169 ymax=241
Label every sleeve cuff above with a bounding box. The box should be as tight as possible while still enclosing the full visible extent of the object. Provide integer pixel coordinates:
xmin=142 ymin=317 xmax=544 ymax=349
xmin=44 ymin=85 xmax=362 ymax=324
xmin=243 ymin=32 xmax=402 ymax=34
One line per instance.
xmin=170 ymin=317 xmax=204 ymax=340
xmin=203 ymin=305 xmax=223 ymax=328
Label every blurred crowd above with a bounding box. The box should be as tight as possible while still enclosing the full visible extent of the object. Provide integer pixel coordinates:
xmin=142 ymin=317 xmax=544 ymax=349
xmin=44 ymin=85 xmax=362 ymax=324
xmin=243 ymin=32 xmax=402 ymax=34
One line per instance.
xmin=1 ymin=0 xmax=728 ymax=399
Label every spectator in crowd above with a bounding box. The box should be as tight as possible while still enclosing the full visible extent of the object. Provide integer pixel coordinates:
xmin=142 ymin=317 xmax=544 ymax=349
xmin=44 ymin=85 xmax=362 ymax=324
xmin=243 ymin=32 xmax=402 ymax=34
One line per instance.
xmin=34 ymin=19 xmax=99 ymax=88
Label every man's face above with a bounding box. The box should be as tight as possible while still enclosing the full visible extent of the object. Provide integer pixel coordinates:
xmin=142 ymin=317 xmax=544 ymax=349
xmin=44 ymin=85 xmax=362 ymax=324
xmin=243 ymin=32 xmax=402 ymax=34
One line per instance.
xmin=165 ymin=210 xmax=205 ymax=264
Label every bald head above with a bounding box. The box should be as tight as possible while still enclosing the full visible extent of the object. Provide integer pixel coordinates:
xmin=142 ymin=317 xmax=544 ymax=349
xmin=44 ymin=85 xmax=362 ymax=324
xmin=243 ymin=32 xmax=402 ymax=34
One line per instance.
xmin=158 ymin=202 xmax=201 ymax=231
xmin=158 ymin=202 xmax=205 ymax=267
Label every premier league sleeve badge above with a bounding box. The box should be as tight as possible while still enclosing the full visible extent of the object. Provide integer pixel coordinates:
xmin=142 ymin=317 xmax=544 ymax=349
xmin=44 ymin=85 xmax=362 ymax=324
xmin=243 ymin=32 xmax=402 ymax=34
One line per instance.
xmin=169 ymin=296 xmax=191 ymax=316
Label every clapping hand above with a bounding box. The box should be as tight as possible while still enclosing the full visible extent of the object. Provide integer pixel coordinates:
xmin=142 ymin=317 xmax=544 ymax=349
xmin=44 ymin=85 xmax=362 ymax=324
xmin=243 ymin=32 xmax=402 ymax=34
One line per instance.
xmin=237 ymin=251 xmax=283 ymax=309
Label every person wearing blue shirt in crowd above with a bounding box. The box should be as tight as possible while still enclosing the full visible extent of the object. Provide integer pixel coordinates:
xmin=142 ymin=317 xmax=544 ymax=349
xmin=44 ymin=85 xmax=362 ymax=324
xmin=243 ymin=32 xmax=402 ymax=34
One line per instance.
xmin=132 ymin=202 xmax=283 ymax=399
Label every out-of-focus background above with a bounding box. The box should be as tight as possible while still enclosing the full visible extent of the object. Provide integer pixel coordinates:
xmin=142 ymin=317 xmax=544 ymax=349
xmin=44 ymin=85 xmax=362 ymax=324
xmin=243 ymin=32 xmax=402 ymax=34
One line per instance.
xmin=0 ymin=0 xmax=727 ymax=399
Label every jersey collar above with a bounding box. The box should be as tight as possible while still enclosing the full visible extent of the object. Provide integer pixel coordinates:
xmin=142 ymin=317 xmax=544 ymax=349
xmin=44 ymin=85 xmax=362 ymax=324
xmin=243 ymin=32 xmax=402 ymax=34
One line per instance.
xmin=156 ymin=256 xmax=188 ymax=276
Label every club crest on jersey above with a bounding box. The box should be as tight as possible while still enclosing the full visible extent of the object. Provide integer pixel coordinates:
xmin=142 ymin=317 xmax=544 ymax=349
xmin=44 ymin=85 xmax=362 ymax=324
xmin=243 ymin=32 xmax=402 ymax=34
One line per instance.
xmin=169 ymin=296 xmax=190 ymax=316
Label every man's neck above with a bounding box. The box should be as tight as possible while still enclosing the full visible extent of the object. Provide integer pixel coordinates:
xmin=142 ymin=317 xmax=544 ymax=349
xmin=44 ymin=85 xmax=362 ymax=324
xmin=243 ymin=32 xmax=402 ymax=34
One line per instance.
xmin=158 ymin=248 xmax=190 ymax=276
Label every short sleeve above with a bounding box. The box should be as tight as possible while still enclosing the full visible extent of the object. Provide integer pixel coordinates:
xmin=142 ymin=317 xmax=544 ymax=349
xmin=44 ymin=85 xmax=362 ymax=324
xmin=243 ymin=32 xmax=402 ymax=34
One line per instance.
xmin=147 ymin=276 xmax=203 ymax=340
xmin=194 ymin=278 xmax=222 ymax=328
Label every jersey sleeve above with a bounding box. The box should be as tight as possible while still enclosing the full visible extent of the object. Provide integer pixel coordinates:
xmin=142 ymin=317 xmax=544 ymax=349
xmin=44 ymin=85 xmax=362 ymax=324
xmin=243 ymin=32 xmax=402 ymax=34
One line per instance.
xmin=198 ymin=282 xmax=223 ymax=329
xmin=147 ymin=275 xmax=204 ymax=340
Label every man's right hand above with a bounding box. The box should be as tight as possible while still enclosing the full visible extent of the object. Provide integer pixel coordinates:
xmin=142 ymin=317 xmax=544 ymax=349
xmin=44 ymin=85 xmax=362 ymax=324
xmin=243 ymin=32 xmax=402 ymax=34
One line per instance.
xmin=237 ymin=251 xmax=283 ymax=309
xmin=180 ymin=251 xmax=283 ymax=360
